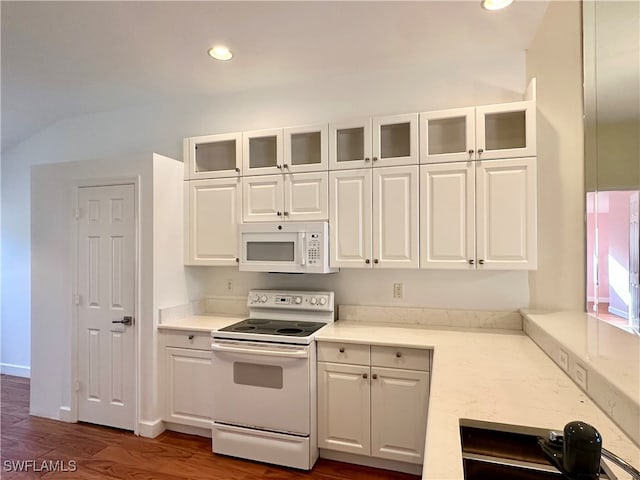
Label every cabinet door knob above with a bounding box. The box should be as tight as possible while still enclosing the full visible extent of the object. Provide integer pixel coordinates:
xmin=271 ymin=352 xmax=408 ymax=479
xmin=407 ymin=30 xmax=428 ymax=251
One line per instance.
xmin=372 ymin=373 xmax=378 ymax=380
xmin=365 ymin=157 xmax=371 ymax=162
xmin=477 ymin=148 xmax=484 ymax=155
xmin=373 ymin=259 xmax=379 ymax=264
xmin=235 ymin=167 xmax=240 ymax=173
xmin=276 ymin=164 xmax=282 ymax=169
xmin=283 ymin=163 xmax=289 ymax=169
xmin=468 ymin=149 xmax=474 ymax=155
xmin=277 ymin=211 xmax=282 ymax=216
xmin=396 ymin=352 xmax=402 ymax=358
xmin=188 ymin=335 xmax=194 ymax=340
xmin=235 ymin=258 xmax=239 ymax=263
xmin=362 ymin=373 xmax=368 ymax=379
xmin=372 ymin=156 xmax=378 ymax=162
xmin=479 ymin=259 xmax=485 ymax=265
xmin=283 ymin=211 xmax=289 ymax=216
xmin=339 ymin=347 xmax=345 ymax=353
xmin=365 ymin=259 xmax=370 ymax=264
xmin=468 ymin=259 xmax=474 ymax=265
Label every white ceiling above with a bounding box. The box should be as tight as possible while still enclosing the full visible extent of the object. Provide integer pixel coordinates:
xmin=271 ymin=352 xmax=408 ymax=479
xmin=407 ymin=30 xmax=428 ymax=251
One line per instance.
xmin=1 ymin=1 xmax=550 ymax=152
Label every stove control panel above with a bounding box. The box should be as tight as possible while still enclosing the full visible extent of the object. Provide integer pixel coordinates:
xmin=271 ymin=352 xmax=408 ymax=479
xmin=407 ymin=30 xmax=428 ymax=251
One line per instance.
xmin=248 ymin=290 xmax=334 ymax=311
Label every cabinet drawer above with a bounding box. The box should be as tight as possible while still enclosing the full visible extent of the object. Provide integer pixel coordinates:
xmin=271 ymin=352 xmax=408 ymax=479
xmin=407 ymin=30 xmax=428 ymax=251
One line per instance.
xmin=317 ymin=342 xmax=370 ymax=365
xmin=160 ymin=331 xmax=212 ymax=350
xmin=371 ymin=346 xmax=430 ymax=371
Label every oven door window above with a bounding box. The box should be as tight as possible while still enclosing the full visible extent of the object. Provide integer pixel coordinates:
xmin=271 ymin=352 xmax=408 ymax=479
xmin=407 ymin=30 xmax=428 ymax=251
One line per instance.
xmin=246 ymin=241 xmax=295 ymax=262
xmin=233 ymin=362 xmax=283 ymax=389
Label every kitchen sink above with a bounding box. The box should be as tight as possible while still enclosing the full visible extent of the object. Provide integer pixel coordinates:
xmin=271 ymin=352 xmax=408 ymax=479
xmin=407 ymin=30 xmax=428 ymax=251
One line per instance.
xmin=459 ymin=419 xmax=616 ymax=480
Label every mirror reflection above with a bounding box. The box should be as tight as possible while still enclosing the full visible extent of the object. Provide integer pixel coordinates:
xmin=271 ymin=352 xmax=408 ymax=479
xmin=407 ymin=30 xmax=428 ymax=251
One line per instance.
xmin=583 ymin=0 xmax=640 ymax=333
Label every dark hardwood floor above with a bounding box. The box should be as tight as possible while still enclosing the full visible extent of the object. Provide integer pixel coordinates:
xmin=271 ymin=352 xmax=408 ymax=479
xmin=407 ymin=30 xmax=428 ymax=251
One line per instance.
xmin=1 ymin=375 xmax=419 ymax=479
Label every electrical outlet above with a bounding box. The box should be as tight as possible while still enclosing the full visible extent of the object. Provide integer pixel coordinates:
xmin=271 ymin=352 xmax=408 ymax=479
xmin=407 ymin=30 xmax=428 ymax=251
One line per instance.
xmin=226 ymin=279 xmax=233 ymax=292
xmin=393 ymin=283 xmax=403 ymax=299
xmin=575 ymin=363 xmax=588 ymax=390
xmin=558 ymin=349 xmax=569 ymax=372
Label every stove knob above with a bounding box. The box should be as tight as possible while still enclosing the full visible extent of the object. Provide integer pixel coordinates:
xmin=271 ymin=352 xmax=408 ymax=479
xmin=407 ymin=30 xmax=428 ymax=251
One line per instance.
xmin=310 ymin=297 xmax=317 ymax=305
xmin=252 ymin=295 xmax=259 ymax=303
xmin=260 ymin=295 xmax=267 ymax=303
xmin=319 ymin=297 xmax=327 ymax=306
xmin=294 ymin=296 xmax=302 ymax=304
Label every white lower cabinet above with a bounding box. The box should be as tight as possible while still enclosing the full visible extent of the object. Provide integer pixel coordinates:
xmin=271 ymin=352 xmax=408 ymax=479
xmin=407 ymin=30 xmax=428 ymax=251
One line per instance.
xmin=160 ymin=331 xmax=213 ymax=430
xmin=317 ymin=342 xmax=430 ymax=466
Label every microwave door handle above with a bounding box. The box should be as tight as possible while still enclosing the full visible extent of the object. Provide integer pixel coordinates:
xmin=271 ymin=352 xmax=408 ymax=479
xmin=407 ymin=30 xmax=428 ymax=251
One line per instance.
xmin=300 ymin=233 xmax=306 ymax=266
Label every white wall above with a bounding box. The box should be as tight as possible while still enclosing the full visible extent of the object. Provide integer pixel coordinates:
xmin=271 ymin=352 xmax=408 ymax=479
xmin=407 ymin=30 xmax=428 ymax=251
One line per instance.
xmin=526 ymin=0 xmax=585 ymax=311
xmin=2 ymin=58 xmax=530 ymax=377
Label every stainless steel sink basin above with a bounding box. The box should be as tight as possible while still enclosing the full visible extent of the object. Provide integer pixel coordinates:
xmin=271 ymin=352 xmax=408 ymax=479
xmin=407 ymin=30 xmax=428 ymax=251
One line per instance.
xmin=460 ymin=419 xmax=616 ymax=480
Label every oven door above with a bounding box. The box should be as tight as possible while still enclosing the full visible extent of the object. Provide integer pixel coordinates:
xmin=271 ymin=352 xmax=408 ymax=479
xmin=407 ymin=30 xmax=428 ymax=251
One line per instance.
xmin=211 ymin=340 xmax=311 ymax=435
xmin=239 ymin=231 xmax=306 ymax=273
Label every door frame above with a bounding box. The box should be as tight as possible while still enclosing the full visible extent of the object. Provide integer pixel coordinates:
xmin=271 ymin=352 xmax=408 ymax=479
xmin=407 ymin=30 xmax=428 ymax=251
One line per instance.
xmin=70 ymin=176 xmax=140 ymax=434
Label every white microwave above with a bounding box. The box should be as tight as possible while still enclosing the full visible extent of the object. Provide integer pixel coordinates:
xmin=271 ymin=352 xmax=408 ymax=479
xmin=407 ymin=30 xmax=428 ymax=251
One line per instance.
xmin=238 ymin=222 xmax=338 ymax=274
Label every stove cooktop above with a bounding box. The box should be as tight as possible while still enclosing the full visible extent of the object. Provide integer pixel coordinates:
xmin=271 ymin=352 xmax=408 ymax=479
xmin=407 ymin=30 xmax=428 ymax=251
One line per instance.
xmin=218 ymin=318 xmax=327 ymax=337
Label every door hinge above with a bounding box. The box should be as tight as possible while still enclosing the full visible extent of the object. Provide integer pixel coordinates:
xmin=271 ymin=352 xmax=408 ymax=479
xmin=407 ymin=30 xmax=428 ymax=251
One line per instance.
xmin=74 ymin=380 xmax=81 ymax=392
xmin=73 ymin=294 xmax=81 ymax=306
xmin=74 ymin=208 xmax=81 ymax=220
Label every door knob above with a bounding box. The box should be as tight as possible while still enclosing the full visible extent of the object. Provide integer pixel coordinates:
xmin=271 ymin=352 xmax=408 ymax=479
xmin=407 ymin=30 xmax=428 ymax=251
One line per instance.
xmin=112 ymin=316 xmax=133 ymax=326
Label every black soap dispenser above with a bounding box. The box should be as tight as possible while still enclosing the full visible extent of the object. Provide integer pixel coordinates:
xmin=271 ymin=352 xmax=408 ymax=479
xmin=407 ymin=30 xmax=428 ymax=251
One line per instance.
xmin=563 ymin=421 xmax=602 ymax=480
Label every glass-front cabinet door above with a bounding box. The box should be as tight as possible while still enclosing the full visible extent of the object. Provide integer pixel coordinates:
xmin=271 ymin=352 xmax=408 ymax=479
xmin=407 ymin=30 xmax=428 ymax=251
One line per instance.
xmin=284 ymin=124 xmax=328 ymax=173
xmin=243 ymin=128 xmax=284 ymax=176
xmin=372 ymin=113 xmax=419 ymax=167
xmin=185 ymin=133 xmax=242 ymax=180
xmin=419 ymin=107 xmax=476 ymax=164
xmin=475 ymin=101 xmax=536 ymax=160
xmin=329 ymin=118 xmax=373 ymax=170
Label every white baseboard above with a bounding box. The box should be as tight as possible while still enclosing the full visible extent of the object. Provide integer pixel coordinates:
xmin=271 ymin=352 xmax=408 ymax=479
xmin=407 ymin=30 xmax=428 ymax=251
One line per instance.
xmin=608 ymin=305 xmax=629 ymax=319
xmin=59 ymin=406 xmax=75 ymax=422
xmin=164 ymin=421 xmax=212 ymax=438
xmin=319 ymin=449 xmax=422 ymax=475
xmin=1 ymin=363 xmax=31 ymax=378
xmin=138 ymin=418 xmax=165 ymax=438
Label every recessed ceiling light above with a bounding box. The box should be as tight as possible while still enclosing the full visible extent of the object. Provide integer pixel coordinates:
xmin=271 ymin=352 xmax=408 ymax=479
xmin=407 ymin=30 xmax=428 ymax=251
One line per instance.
xmin=481 ymin=0 xmax=514 ymax=10
xmin=208 ymin=46 xmax=233 ymax=61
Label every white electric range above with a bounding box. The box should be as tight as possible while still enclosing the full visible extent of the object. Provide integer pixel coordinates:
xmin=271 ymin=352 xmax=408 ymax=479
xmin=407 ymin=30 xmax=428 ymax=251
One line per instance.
xmin=211 ymin=289 xmax=335 ymax=470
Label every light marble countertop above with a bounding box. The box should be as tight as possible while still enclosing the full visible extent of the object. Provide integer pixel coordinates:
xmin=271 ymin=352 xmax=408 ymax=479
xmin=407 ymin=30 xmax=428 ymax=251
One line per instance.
xmin=158 ymin=314 xmax=244 ymax=332
xmin=316 ymin=321 xmax=640 ymax=480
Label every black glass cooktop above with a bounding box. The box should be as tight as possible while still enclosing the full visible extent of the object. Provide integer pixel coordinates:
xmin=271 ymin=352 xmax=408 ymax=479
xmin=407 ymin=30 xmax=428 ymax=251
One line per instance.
xmin=219 ymin=319 xmax=326 ymax=337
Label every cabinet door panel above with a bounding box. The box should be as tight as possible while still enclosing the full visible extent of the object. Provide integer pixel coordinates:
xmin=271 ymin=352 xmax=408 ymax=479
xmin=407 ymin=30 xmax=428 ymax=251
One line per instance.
xmin=242 ymin=175 xmax=284 ymax=222
xmin=164 ymin=347 xmax=213 ymax=429
xmin=329 ymin=170 xmax=372 ymax=268
xmin=420 ymin=164 xmax=475 ymax=269
xmin=373 ymin=166 xmax=419 ymax=268
xmin=372 ymin=113 xmax=419 ymax=167
xmin=476 ymin=101 xmax=536 ymax=159
xmin=285 ymin=172 xmax=328 ymax=221
xmin=476 ymin=158 xmax=537 ymax=269
xmin=187 ymin=178 xmax=241 ymax=265
xmin=284 ymin=124 xmax=328 ymax=173
xmin=317 ymin=362 xmax=371 ymax=456
xmin=243 ymin=128 xmax=283 ymax=176
xmin=186 ymin=133 xmax=242 ymax=180
xmin=419 ymin=108 xmax=475 ymax=164
xmin=371 ymin=367 xmax=429 ymax=464
xmin=329 ymin=118 xmax=372 ymax=170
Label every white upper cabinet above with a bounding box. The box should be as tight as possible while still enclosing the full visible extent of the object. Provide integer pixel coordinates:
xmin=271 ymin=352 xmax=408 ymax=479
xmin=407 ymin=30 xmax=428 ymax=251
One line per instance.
xmin=242 ymin=128 xmax=284 ymax=176
xmin=419 ymin=107 xmax=476 ymax=164
xmin=329 ymin=169 xmax=373 ymax=268
xmin=420 ymin=158 xmax=537 ymax=270
xmin=185 ymin=178 xmax=241 ymax=266
xmin=420 ymin=163 xmax=476 ymax=269
xmin=475 ymin=100 xmax=536 ymax=160
xmin=329 ymin=118 xmax=373 ymax=170
xmin=372 ymin=113 xmax=419 ymax=167
xmin=184 ymin=133 xmax=242 ymax=180
xmin=283 ymin=124 xmax=328 ymax=173
xmin=243 ymin=172 xmax=328 ymax=222
xmin=372 ymin=166 xmax=419 ymax=269
xmin=329 ymin=113 xmax=418 ymax=170
xmin=476 ymin=157 xmax=537 ymax=269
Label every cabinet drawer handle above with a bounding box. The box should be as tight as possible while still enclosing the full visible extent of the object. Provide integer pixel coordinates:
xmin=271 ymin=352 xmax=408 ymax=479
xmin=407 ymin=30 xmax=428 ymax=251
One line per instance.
xmin=372 ymin=373 xmax=378 ymax=380
xmin=396 ymin=352 xmax=402 ymax=358
xmin=339 ymin=347 xmax=345 ymax=353
xmin=362 ymin=373 xmax=368 ymax=379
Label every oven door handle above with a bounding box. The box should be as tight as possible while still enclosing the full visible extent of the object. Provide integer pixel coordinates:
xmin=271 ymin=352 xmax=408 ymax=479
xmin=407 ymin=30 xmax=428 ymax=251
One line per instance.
xmin=211 ymin=342 xmax=309 ymax=359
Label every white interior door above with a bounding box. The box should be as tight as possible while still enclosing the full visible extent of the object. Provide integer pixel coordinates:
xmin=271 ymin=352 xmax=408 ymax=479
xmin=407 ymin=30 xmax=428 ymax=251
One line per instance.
xmin=77 ymin=184 xmax=136 ymax=430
